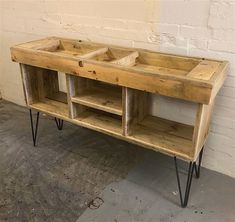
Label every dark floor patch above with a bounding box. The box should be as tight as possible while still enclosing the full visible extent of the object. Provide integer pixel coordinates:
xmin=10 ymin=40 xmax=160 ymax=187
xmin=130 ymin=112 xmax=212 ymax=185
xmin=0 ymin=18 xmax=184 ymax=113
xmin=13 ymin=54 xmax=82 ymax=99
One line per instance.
xmin=0 ymin=100 xmax=146 ymax=222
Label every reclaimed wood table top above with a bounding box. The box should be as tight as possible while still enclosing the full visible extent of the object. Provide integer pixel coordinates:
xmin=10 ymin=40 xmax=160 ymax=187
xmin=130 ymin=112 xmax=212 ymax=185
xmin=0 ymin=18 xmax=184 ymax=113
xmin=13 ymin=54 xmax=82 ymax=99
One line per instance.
xmin=11 ymin=37 xmax=228 ymax=104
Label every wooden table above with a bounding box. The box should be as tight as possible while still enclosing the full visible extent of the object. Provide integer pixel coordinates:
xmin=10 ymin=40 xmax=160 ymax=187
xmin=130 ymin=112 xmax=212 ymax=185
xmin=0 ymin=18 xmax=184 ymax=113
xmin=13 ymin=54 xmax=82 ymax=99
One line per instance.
xmin=11 ymin=37 xmax=228 ymax=207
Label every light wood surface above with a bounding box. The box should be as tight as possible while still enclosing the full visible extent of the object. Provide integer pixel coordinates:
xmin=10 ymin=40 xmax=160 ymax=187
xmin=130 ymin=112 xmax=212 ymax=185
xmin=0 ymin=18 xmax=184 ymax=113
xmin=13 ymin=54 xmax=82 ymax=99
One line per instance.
xmin=29 ymin=99 xmax=69 ymax=118
xmin=192 ymin=102 xmax=214 ymax=159
xmin=11 ymin=37 xmax=228 ymax=104
xmin=71 ymin=88 xmax=122 ymax=116
xmin=75 ymin=110 xmax=122 ymax=135
xmin=130 ymin=115 xmax=194 ymax=159
xmin=187 ymin=60 xmax=220 ymax=80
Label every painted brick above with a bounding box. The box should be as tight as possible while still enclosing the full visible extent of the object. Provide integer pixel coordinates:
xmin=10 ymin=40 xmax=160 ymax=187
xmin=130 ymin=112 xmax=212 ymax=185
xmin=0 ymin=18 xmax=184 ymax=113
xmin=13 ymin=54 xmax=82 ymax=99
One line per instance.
xmin=181 ymin=26 xmax=211 ymax=39
xmin=159 ymin=1 xmax=211 ymax=26
xmin=209 ymin=40 xmax=235 ymax=53
xmin=189 ymin=39 xmax=208 ymax=50
xmin=213 ymin=29 xmax=235 ymax=42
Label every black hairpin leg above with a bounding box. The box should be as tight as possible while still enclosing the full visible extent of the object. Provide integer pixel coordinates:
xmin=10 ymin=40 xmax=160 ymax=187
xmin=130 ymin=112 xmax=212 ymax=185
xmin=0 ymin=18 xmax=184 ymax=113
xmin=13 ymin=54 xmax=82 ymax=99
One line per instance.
xmin=174 ymin=148 xmax=204 ymax=208
xmin=55 ymin=118 xmax=63 ymax=130
xmin=29 ymin=109 xmax=39 ymax=147
xmin=194 ymin=147 xmax=204 ymax=178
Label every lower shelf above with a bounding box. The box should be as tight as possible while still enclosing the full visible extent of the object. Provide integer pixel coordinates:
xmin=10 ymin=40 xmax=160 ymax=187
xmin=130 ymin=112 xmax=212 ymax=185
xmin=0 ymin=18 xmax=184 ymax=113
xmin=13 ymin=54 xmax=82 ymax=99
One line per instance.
xmin=29 ymin=99 xmax=69 ymax=118
xmin=29 ymin=102 xmax=195 ymax=160
xmin=74 ymin=110 xmax=122 ymax=136
xmin=129 ymin=116 xmax=194 ymax=157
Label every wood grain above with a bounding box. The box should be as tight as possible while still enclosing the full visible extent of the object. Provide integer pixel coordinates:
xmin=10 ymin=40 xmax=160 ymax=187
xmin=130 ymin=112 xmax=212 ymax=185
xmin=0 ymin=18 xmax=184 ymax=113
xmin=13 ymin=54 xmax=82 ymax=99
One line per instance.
xmin=71 ymin=88 xmax=122 ymax=116
xmin=11 ymin=36 xmax=228 ymax=104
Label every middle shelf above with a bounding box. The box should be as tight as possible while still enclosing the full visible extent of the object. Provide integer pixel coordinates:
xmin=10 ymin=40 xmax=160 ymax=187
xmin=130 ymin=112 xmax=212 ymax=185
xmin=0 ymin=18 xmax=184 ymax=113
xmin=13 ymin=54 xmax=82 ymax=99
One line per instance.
xmin=67 ymin=76 xmax=123 ymax=116
xmin=71 ymin=87 xmax=122 ymax=116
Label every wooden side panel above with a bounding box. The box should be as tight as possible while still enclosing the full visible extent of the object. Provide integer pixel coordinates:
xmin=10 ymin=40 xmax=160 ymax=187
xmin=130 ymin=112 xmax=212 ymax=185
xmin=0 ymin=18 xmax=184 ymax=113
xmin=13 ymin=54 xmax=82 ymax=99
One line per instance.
xmin=42 ymin=69 xmax=59 ymax=98
xmin=123 ymin=87 xmax=134 ymax=136
xmin=192 ymin=102 xmax=214 ymax=160
xmin=66 ymin=75 xmax=88 ymax=118
xmin=66 ymin=74 xmax=76 ymax=118
xmin=122 ymin=88 xmax=149 ymax=136
xmin=20 ymin=64 xmax=46 ymax=105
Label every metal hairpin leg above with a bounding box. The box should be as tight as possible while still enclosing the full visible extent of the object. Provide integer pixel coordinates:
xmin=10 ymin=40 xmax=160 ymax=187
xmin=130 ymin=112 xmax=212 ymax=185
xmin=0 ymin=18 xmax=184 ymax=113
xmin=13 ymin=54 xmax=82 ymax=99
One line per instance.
xmin=29 ymin=109 xmax=40 ymax=147
xmin=174 ymin=147 xmax=204 ymax=208
xmin=55 ymin=118 xmax=64 ymax=130
xmin=194 ymin=147 xmax=204 ymax=178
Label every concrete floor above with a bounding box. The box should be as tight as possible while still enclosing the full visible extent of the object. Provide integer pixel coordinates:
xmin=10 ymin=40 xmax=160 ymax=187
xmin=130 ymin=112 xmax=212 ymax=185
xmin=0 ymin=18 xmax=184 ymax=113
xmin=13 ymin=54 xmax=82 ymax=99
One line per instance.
xmin=0 ymin=100 xmax=235 ymax=222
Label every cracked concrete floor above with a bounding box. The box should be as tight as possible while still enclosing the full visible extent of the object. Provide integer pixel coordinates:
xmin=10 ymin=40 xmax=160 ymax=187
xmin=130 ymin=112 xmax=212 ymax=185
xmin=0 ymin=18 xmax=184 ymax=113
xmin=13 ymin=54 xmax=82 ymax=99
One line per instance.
xmin=0 ymin=100 xmax=235 ymax=222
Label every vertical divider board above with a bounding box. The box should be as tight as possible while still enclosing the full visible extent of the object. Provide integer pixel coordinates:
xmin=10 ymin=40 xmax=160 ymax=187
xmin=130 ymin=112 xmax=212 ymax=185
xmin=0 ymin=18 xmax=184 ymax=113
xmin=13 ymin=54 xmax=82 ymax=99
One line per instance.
xmin=192 ymin=101 xmax=214 ymax=160
xmin=122 ymin=87 xmax=149 ymax=136
xmin=65 ymin=74 xmax=87 ymax=119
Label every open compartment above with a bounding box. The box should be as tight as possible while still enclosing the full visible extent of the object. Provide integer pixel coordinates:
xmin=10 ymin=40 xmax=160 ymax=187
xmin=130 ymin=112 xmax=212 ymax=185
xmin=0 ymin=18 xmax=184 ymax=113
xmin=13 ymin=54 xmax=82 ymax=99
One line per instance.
xmin=66 ymin=74 xmax=123 ymax=135
xmin=21 ymin=64 xmax=69 ymax=118
xmin=72 ymin=104 xmax=123 ymax=136
xmin=31 ymin=38 xmax=103 ymax=58
xmin=67 ymin=75 xmax=123 ymax=116
xmin=123 ymin=88 xmax=195 ymax=158
xmin=32 ymin=38 xmax=139 ymax=65
xmin=133 ymin=51 xmax=200 ymax=76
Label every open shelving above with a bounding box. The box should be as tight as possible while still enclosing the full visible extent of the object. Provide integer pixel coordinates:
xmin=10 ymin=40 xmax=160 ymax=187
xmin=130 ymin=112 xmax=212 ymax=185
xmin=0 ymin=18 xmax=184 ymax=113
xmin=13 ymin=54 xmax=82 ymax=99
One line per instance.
xmin=70 ymin=78 xmax=122 ymax=116
xmin=12 ymin=37 xmax=228 ymax=208
xmin=129 ymin=115 xmax=194 ymax=158
xmin=73 ymin=107 xmax=123 ymax=135
xmin=21 ymin=65 xmax=69 ymax=118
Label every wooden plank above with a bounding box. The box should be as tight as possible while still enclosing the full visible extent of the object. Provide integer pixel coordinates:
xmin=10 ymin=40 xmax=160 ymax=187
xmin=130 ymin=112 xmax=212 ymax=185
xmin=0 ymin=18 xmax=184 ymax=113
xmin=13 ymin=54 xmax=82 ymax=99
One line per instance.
xmin=111 ymin=51 xmax=138 ymax=66
xmin=11 ymin=46 xmax=215 ymax=104
xmin=32 ymin=39 xmax=60 ymax=51
xmin=66 ymin=75 xmax=87 ymax=118
xmin=46 ymin=91 xmax=67 ymax=104
xmin=79 ymin=48 xmax=108 ymax=59
xmin=192 ymin=102 xmax=214 ymax=160
xmin=210 ymin=61 xmax=229 ymax=103
xmin=135 ymin=63 xmax=188 ymax=76
xmin=130 ymin=115 xmax=194 ymax=159
xmin=20 ymin=64 xmax=41 ymax=104
xmin=187 ymin=60 xmax=220 ymax=80
xmin=75 ymin=110 xmax=122 ymax=135
xmin=137 ymin=50 xmax=200 ymax=72
xmin=66 ymin=74 xmax=75 ymax=118
xmin=71 ymin=87 xmax=122 ymax=116
xmin=42 ymin=69 xmax=59 ymax=98
xmin=29 ymin=99 xmax=69 ymax=118
xmin=122 ymin=87 xmax=135 ymax=136
xmin=19 ymin=64 xmax=28 ymax=105
xmin=122 ymin=88 xmax=149 ymax=136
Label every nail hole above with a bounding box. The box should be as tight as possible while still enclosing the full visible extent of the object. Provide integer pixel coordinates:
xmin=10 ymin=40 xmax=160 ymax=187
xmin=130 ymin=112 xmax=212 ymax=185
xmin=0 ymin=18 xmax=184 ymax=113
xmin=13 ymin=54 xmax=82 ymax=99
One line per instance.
xmin=78 ymin=61 xmax=83 ymax=67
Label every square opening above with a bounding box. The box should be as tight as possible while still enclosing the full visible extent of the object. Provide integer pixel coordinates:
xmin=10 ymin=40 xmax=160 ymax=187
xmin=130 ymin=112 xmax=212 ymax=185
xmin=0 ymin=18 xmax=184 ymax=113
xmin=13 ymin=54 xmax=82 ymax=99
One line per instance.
xmin=124 ymin=88 xmax=195 ymax=158
xmin=68 ymin=76 xmax=123 ymax=116
xmin=22 ymin=65 xmax=68 ymax=117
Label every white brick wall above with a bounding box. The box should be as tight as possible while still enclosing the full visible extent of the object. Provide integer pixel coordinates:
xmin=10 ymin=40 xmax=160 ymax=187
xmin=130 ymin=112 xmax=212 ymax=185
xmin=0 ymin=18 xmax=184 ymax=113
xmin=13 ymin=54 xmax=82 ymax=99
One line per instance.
xmin=0 ymin=0 xmax=234 ymax=177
